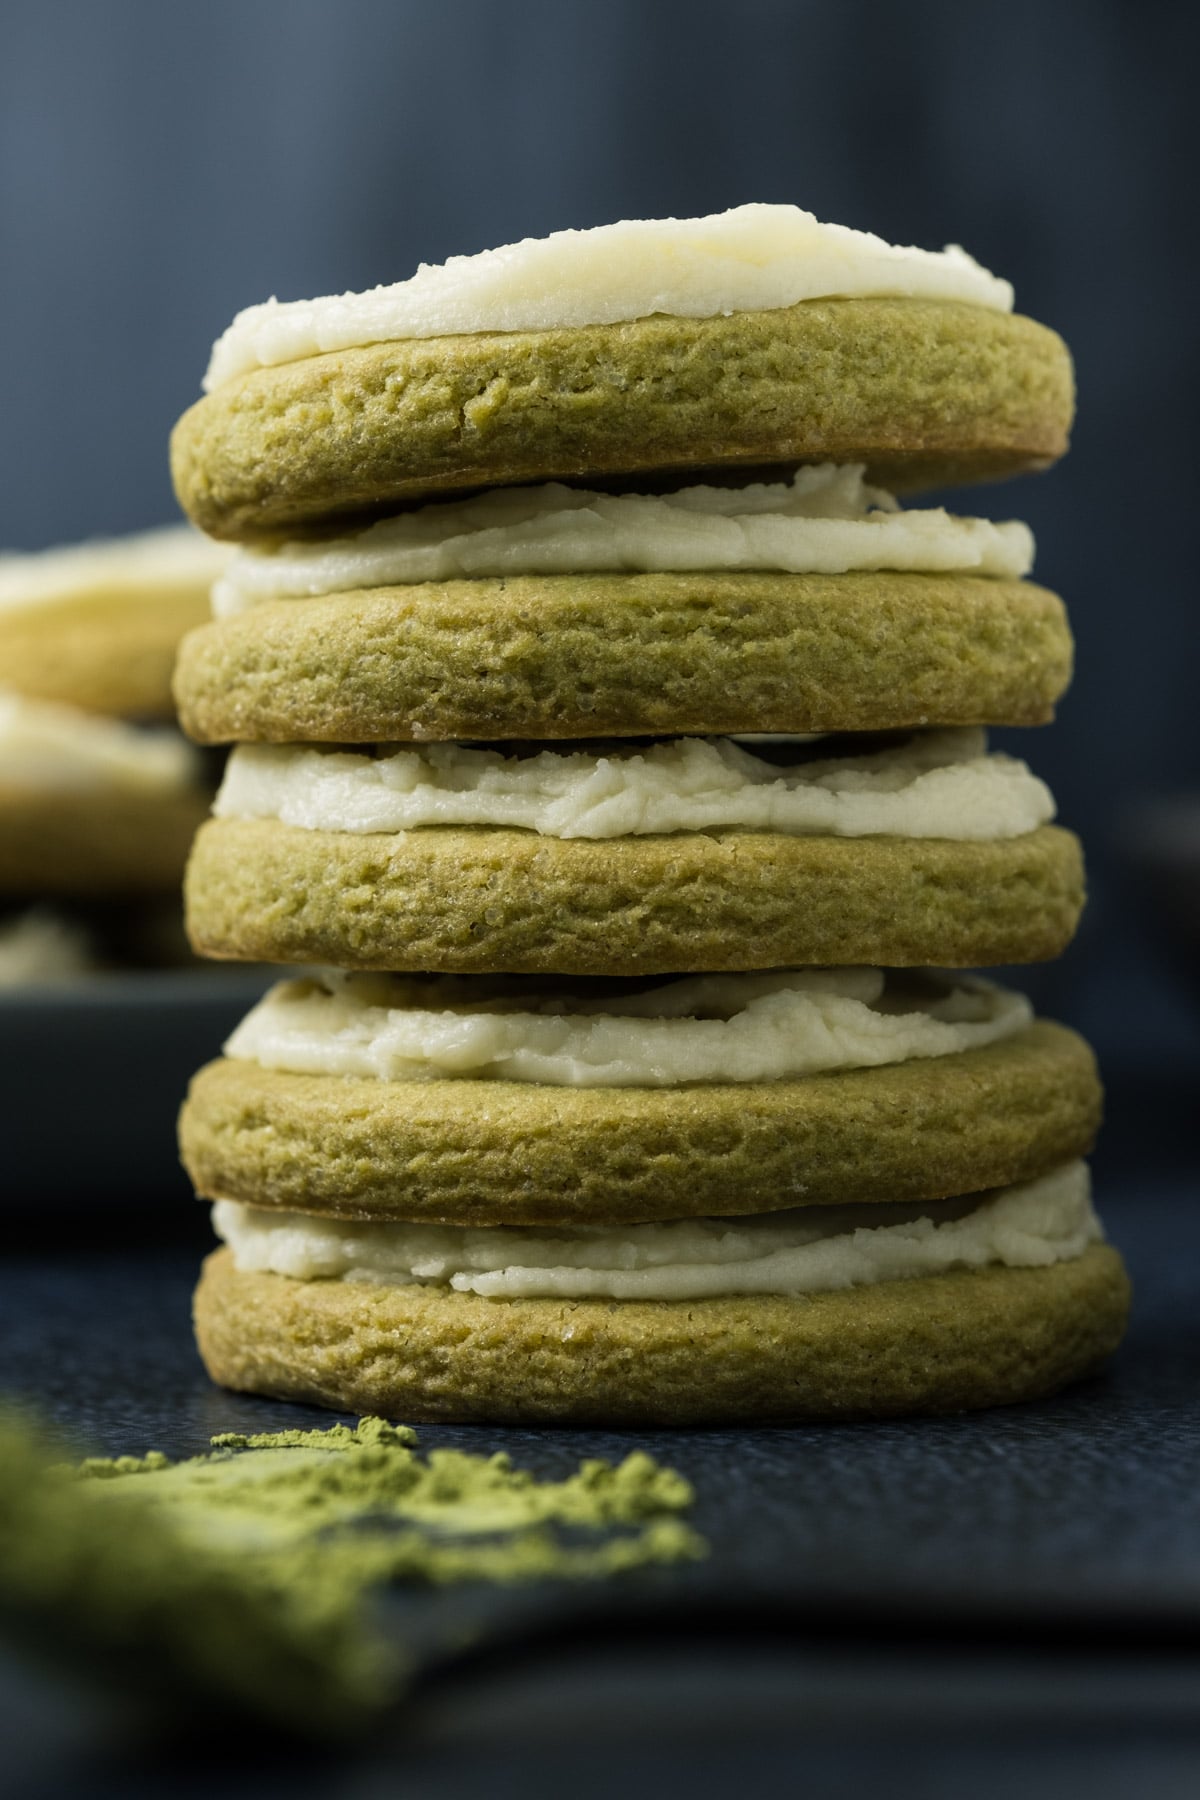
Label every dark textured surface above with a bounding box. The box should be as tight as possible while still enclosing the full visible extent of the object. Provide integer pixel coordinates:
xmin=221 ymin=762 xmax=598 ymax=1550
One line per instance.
xmin=1 ymin=1181 xmax=1194 ymax=1614
xmin=2 ymin=1163 xmax=1199 ymax=1794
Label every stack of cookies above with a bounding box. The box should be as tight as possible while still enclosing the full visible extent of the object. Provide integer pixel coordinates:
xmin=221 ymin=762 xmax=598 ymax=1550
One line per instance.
xmin=171 ymin=205 xmax=1129 ymax=1423
xmin=0 ymin=527 xmax=224 ymax=972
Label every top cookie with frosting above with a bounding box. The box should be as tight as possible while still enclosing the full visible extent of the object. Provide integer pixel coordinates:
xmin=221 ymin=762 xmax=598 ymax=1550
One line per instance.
xmin=170 ymin=206 xmax=1074 ymax=541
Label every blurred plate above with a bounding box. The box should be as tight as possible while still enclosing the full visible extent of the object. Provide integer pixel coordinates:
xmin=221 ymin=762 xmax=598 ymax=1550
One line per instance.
xmin=1 ymin=969 xmax=273 ymax=1215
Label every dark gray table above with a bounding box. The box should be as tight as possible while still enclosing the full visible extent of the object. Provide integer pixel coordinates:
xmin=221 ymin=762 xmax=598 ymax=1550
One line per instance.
xmin=2 ymin=1108 xmax=1198 ymax=1798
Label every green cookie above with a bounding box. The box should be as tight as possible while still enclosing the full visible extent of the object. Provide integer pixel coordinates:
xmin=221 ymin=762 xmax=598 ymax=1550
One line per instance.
xmin=181 ymin=1022 xmax=1100 ymax=1227
xmin=184 ymin=819 xmax=1084 ymax=975
xmin=194 ymin=1241 xmax=1129 ymax=1425
xmin=174 ymin=571 xmax=1071 ymax=745
xmin=172 ymin=299 xmax=1073 ymax=540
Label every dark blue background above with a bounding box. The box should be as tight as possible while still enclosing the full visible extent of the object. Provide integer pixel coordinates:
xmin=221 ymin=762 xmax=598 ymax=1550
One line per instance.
xmin=2 ymin=0 xmax=1197 ymax=1070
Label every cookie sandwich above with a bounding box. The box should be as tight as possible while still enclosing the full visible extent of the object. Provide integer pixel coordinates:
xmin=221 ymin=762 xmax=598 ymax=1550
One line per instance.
xmin=0 ymin=528 xmax=226 ymax=949
xmin=173 ymin=205 xmax=1073 ymax=534
xmin=172 ymin=204 xmax=1128 ymax=1422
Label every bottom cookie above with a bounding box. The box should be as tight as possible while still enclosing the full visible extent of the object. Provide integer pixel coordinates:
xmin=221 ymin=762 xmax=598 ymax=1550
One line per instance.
xmin=194 ymin=1242 xmax=1129 ymax=1426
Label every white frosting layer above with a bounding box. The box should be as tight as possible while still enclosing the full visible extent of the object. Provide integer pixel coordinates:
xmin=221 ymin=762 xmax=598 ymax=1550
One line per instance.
xmin=0 ymin=525 xmax=229 ymax=618
xmin=212 ymin=466 xmax=1033 ymax=615
xmin=225 ymin=968 xmax=1031 ymax=1090
xmin=0 ymin=691 xmax=201 ymax=793
xmin=213 ymin=1162 xmax=1099 ymax=1301
xmin=213 ymin=728 xmax=1054 ymax=843
xmin=0 ymin=912 xmax=93 ymax=985
xmin=204 ymin=204 xmax=1014 ymax=391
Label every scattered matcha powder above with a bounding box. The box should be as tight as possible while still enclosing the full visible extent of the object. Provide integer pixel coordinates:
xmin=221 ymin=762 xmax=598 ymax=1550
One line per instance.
xmin=0 ymin=1412 xmax=705 ymax=1731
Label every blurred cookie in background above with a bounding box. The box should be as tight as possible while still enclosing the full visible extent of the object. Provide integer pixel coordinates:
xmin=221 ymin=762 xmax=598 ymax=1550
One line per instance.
xmin=0 ymin=525 xmax=228 ymax=720
xmin=0 ymin=908 xmax=94 ymax=985
xmin=0 ymin=691 xmax=210 ymax=898
xmin=0 ymin=528 xmax=259 ymax=1212
xmin=0 ymin=526 xmax=228 ymax=977
xmin=0 ymin=899 xmax=205 ymax=985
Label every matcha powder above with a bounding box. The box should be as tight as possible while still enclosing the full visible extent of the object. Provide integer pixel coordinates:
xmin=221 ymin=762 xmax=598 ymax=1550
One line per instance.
xmin=0 ymin=1412 xmax=704 ymax=1731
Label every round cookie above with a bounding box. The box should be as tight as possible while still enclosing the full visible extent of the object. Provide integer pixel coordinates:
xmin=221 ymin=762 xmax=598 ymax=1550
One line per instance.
xmin=0 ymin=783 xmax=212 ymax=897
xmin=171 ymin=300 xmax=1074 ymax=540
xmin=0 ymin=527 xmax=227 ymax=719
xmin=0 ymin=588 xmax=211 ymax=721
xmin=185 ymin=819 xmax=1084 ymax=975
xmin=194 ymin=1241 xmax=1129 ymax=1424
xmin=182 ymin=1022 xmax=1101 ymax=1227
xmin=174 ymin=572 xmax=1072 ymax=745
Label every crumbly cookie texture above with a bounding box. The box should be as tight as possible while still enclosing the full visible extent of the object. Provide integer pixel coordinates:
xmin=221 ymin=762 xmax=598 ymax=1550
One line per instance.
xmin=0 ymin=783 xmax=211 ymax=897
xmin=174 ymin=571 xmax=1072 ymax=745
xmin=194 ymin=1242 xmax=1129 ymax=1424
xmin=181 ymin=1021 xmax=1101 ymax=1227
xmin=184 ymin=819 xmax=1084 ymax=975
xmin=171 ymin=299 xmax=1074 ymax=540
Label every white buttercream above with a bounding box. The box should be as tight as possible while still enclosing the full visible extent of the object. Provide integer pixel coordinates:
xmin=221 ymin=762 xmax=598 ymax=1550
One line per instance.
xmin=204 ymin=204 xmax=1014 ymax=391
xmin=0 ymin=691 xmax=201 ymax=793
xmin=0 ymin=525 xmax=229 ymax=618
xmin=213 ymin=728 xmax=1054 ymax=843
xmin=224 ymin=968 xmax=1031 ymax=1090
xmin=211 ymin=465 xmax=1033 ymax=615
xmin=213 ymin=1162 xmax=1099 ymax=1301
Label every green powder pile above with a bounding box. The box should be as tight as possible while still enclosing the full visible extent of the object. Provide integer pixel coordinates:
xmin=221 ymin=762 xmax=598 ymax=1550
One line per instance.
xmin=0 ymin=1412 xmax=704 ymax=1732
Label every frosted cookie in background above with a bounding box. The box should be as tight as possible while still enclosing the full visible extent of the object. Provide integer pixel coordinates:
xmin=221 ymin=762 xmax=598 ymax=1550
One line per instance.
xmin=0 ymin=692 xmax=209 ymax=899
xmin=0 ymin=527 xmax=228 ymax=961
xmin=0 ymin=526 xmax=229 ymax=720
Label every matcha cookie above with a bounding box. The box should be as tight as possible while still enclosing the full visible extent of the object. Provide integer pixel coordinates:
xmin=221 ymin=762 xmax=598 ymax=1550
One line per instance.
xmin=181 ymin=1020 xmax=1101 ymax=1227
xmin=174 ymin=571 xmax=1072 ymax=745
xmin=194 ymin=1241 xmax=1128 ymax=1424
xmin=0 ymin=783 xmax=212 ymax=897
xmin=172 ymin=300 xmax=1074 ymax=541
xmin=185 ymin=819 xmax=1084 ymax=974
xmin=178 ymin=208 xmax=1119 ymax=1429
xmin=0 ymin=526 xmax=227 ymax=719
xmin=0 ymin=591 xmax=211 ymax=722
